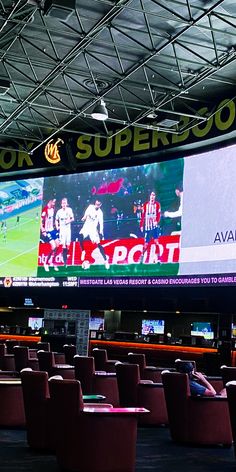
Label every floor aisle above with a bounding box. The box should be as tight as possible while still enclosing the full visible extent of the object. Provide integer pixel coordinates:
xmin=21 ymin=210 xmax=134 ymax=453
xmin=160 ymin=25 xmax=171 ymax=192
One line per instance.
xmin=0 ymin=426 xmax=235 ymax=472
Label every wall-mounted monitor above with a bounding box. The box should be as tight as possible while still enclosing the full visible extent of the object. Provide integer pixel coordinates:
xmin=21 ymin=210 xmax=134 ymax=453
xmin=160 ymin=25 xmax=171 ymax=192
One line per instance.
xmin=191 ymin=322 xmax=214 ymax=340
xmin=89 ymin=317 xmax=104 ymax=330
xmin=1 ymin=142 xmax=236 ymax=289
xmin=141 ymin=319 xmax=165 ymax=335
xmin=28 ymin=317 xmax=43 ymax=330
xmin=232 ymin=323 xmax=236 ymax=339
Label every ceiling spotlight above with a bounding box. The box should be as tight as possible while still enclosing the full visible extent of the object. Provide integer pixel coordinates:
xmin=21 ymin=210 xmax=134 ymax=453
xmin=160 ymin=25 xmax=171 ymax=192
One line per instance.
xmin=147 ymin=111 xmax=157 ymax=119
xmin=91 ymin=99 xmax=108 ymax=121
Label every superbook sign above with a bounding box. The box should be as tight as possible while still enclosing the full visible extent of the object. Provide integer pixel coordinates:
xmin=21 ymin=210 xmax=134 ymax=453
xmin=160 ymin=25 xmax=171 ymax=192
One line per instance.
xmin=0 ymin=97 xmax=235 ymax=175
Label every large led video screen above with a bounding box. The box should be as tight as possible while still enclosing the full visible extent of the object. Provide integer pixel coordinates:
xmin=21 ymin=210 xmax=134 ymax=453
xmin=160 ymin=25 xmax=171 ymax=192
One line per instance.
xmin=1 ymin=141 xmax=236 ymax=288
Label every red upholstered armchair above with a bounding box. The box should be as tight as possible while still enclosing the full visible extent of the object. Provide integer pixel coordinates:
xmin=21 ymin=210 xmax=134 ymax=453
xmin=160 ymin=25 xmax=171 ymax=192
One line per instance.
xmin=20 ymin=369 xmax=54 ymax=451
xmin=74 ymin=355 xmax=119 ymax=406
xmin=13 ymin=346 xmax=39 ymax=372
xmin=37 ymin=341 xmax=50 ymax=351
xmin=161 ymin=371 xmax=232 ymax=446
xmin=221 ymin=366 xmax=236 ymax=386
xmin=225 ymin=380 xmax=236 ymax=457
xmin=127 ymin=352 xmax=163 ymax=382
xmin=49 ymin=377 xmax=148 ymax=472
xmin=115 ymin=362 xmax=168 ymax=425
xmin=0 ymin=378 xmax=25 ymax=427
xmin=63 ymin=344 xmax=77 ymax=365
xmin=175 ymin=358 xmax=224 ymax=393
xmin=0 ymin=343 xmax=15 ymax=371
xmin=92 ymin=348 xmax=119 ymax=372
xmin=37 ymin=350 xmax=74 ymax=379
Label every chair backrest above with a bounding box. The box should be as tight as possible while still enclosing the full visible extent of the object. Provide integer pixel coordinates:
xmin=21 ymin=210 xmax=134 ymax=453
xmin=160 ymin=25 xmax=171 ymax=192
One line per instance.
xmin=37 ymin=341 xmax=50 ymax=351
xmin=127 ymin=353 xmax=146 ymax=372
xmin=6 ymin=339 xmax=19 ymax=353
xmin=221 ymin=366 xmax=236 ymax=387
xmin=74 ymin=355 xmax=95 ymax=394
xmin=49 ymin=378 xmax=84 ymax=421
xmin=161 ymin=371 xmax=189 ymax=441
xmin=92 ymin=348 xmax=108 ymax=370
xmin=37 ymin=351 xmax=55 ymax=372
xmin=63 ymin=344 xmax=77 ymax=365
xmin=0 ymin=343 xmax=6 ymax=357
xmin=13 ymin=346 xmax=30 ymax=371
xmin=20 ymin=369 xmax=51 ymax=450
xmin=226 ymin=380 xmax=236 ymax=455
xmin=115 ymin=363 xmax=140 ymax=406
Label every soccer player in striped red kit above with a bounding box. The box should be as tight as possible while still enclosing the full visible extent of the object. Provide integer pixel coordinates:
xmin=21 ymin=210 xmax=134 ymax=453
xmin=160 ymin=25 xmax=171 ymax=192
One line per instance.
xmin=139 ymin=191 xmax=161 ymax=263
xmin=41 ymin=199 xmax=60 ymax=272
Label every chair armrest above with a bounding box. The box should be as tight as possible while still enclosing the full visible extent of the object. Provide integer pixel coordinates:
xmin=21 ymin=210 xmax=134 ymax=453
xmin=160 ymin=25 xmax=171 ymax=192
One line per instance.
xmin=83 ymin=403 xmax=113 ymax=409
xmin=94 ymin=372 xmax=116 ymax=377
xmin=82 ymin=407 xmax=149 ymax=415
xmin=83 ymin=395 xmax=106 ymax=402
xmin=207 ymin=376 xmax=222 ymax=381
xmin=0 ymin=379 xmax=21 ymax=385
xmin=138 ymin=382 xmax=163 ymax=388
xmin=190 ymin=395 xmax=227 ymax=402
xmin=140 ymin=380 xmax=153 ymax=384
xmin=0 ymin=371 xmax=19 ymax=377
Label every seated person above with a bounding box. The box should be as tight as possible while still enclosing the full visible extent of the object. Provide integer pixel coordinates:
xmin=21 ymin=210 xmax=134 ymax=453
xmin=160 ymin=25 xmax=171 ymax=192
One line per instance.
xmin=175 ymin=361 xmax=226 ymax=397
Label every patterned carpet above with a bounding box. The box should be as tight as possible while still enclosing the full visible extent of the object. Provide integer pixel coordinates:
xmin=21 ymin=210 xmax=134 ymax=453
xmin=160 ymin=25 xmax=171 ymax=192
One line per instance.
xmin=0 ymin=426 xmax=235 ymax=472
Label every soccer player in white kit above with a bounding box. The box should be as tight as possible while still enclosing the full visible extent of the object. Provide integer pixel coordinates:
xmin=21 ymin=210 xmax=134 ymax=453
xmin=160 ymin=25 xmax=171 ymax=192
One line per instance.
xmin=55 ymin=198 xmax=74 ymax=266
xmin=79 ymin=199 xmax=110 ymax=269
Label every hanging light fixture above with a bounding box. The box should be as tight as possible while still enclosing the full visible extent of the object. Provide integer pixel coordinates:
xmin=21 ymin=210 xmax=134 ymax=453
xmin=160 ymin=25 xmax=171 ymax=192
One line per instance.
xmin=91 ymin=99 xmax=108 ymax=121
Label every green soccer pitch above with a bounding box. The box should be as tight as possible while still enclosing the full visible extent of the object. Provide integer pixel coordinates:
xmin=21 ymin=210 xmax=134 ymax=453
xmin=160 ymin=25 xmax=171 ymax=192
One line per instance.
xmin=37 ymin=261 xmax=179 ymax=278
xmin=0 ymin=207 xmax=41 ymax=277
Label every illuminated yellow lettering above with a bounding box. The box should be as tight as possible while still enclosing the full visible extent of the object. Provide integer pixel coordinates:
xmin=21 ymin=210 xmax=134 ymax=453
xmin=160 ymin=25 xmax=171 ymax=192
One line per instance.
xmin=192 ymin=107 xmax=213 ymax=138
xmin=133 ymin=127 xmax=150 ymax=152
xmin=114 ymin=129 xmax=132 ymax=154
xmin=76 ymin=135 xmax=92 ymax=160
xmin=18 ymin=145 xmax=33 ymax=167
xmin=0 ymin=150 xmax=16 ymax=169
xmin=215 ymin=99 xmax=235 ymax=131
xmin=172 ymin=116 xmax=190 ymax=143
xmin=151 ymin=130 xmax=169 ymax=148
xmin=94 ymin=135 xmax=113 ymax=157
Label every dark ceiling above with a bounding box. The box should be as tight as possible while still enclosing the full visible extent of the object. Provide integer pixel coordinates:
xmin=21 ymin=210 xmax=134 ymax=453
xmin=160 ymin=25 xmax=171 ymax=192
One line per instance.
xmin=0 ymin=0 xmax=236 ymax=155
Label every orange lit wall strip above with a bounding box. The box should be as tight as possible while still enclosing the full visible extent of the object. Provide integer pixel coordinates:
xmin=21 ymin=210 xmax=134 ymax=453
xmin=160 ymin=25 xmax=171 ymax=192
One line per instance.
xmin=0 ymin=334 xmax=41 ymax=343
xmin=89 ymin=339 xmax=217 ymax=354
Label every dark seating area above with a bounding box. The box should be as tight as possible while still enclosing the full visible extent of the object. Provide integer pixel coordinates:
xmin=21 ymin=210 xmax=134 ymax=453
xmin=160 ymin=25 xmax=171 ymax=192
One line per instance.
xmin=0 ymin=426 xmax=235 ymax=472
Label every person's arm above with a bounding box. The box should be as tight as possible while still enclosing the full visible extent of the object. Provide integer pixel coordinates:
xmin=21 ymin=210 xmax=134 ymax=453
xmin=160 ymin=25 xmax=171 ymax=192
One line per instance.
xmin=155 ymin=202 xmax=161 ymax=225
xmin=55 ymin=212 xmax=59 ymax=230
xmin=98 ymin=210 xmax=104 ymax=237
xmin=40 ymin=209 xmax=47 ymax=234
xmin=193 ymin=371 xmax=216 ymax=396
xmin=140 ymin=204 xmax=145 ymax=232
xmin=81 ymin=206 xmax=89 ymax=222
xmin=67 ymin=208 xmax=74 ymax=224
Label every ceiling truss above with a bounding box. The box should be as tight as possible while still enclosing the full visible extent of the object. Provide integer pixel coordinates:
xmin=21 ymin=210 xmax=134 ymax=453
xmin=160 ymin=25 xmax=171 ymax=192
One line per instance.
xmin=0 ymin=0 xmax=234 ymax=153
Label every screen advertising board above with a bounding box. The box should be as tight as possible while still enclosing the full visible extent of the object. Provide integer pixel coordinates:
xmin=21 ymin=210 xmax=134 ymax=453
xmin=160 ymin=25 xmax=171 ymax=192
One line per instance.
xmin=0 ymin=142 xmax=236 ymax=289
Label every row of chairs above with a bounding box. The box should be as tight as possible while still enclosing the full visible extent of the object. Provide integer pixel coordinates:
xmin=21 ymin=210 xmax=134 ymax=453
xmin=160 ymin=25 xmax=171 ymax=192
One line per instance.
xmin=20 ymin=369 xmax=149 ymax=472
xmin=19 ymin=362 xmax=236 ymax=455
xmin=4 ymin=343 xmax=236 ymax=451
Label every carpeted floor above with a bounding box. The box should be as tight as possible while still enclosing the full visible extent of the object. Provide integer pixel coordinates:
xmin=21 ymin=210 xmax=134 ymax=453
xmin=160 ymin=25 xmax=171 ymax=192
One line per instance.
xmin=0 ymin=426 xmax=235 ymax=471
